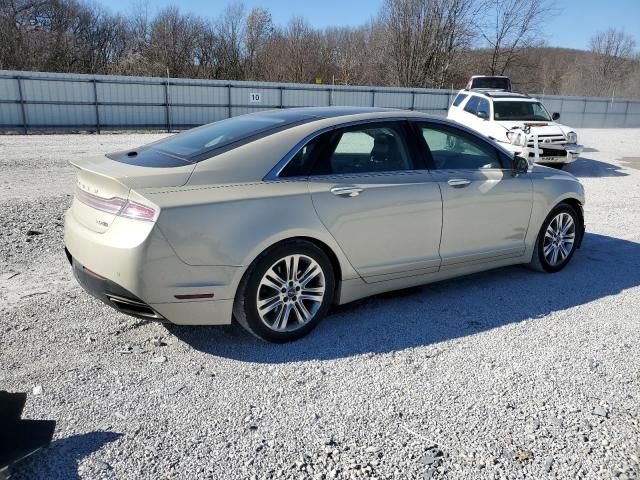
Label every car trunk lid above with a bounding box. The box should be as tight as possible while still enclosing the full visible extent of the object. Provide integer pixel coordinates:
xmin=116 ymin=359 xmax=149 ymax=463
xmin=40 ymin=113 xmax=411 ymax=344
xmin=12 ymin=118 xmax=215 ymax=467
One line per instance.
xmin=70 ymin=151 xmax=195 ymax=233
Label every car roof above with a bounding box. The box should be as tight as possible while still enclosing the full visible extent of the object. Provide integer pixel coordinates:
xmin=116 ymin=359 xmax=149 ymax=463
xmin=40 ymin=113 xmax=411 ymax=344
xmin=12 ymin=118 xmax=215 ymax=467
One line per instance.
xmin=460 ymin=90 xmax=537 ymax=102
xmin=238 ymin=106 xmax=445 ymax=126
xmin=245 ymin=106 xmax=396 ymax=123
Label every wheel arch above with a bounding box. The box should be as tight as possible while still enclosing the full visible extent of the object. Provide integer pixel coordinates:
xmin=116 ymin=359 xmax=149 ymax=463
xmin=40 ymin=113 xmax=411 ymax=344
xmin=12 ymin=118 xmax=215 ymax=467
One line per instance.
xmin=236 ymin=235 xmax=349 ymax=305
xmin=556 ymin=197 xmax=585 ymax=248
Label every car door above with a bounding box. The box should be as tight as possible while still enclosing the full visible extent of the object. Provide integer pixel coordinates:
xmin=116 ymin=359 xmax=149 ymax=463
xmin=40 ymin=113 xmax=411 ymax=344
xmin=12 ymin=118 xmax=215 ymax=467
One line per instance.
xmin=306 ymin=120 xmax=443 ymax=282
xmin=461 ymin=95 xmax=481 ymax=130
xmin=412 ymin=121 xmax=533 ymax=267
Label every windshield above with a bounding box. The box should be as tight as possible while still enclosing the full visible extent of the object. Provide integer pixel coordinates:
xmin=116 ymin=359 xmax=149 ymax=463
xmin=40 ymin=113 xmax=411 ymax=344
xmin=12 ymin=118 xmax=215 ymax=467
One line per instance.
xmin=151 ymin=111 xmax=312 ymax=160
xmin=493 ymin=101 xmax=552 ymax=121
xmin=471 ymin=77 xmax=511 ymax=90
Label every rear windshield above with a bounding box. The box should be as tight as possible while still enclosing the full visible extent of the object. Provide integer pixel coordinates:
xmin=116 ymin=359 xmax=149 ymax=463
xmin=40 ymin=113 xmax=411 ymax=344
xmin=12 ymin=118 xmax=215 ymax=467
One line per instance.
xmin=471 ymin=77 xmax=511 ymax=90
xmin=150 ymin=111 xmax=313 ymax=160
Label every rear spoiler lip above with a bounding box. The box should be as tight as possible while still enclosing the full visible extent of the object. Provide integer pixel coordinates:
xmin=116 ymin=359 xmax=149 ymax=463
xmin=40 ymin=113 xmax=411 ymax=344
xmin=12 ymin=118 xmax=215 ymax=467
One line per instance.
xmin=69 ymin=155 xmax=195 ymax=190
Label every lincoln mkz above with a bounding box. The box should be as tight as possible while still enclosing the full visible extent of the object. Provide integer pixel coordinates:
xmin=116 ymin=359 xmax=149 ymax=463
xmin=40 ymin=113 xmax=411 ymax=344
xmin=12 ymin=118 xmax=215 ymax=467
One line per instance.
xmin=64 ymin=107 xmax=585 ymax=342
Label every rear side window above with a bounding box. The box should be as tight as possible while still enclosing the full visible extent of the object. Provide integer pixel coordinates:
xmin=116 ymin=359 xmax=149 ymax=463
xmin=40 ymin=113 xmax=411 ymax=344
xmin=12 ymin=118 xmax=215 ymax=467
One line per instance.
xmin=312 ymin=123 xmax=413 ymax=175
xmin=452 ymin=93 xmax=467 ymax=107
xmin=279 ymin=131 xmax=333 ymax=177
xmin=464 ymin=96 xmax=480 ymax=114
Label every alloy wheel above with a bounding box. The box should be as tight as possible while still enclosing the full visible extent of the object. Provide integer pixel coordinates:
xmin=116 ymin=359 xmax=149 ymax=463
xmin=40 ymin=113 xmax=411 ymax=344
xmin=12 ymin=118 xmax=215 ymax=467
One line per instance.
xmin=256 ymin=254 xmax=326 ymax=332
xmin=543 ymin=212 xmax=576 ymax=266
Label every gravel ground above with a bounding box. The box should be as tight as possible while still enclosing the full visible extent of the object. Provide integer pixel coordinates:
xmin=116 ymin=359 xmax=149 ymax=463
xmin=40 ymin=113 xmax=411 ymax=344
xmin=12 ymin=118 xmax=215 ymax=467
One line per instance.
xmin=1 ymin=130 xmax=639 ymax=480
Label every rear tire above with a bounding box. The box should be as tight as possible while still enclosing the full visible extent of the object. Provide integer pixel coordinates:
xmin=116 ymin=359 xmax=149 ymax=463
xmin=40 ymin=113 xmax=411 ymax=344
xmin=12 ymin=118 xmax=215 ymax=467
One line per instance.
xmin=528 ymin=203 xmax=579 ymax=272
xmin=233 ymin=240 xmax=335 ymax=343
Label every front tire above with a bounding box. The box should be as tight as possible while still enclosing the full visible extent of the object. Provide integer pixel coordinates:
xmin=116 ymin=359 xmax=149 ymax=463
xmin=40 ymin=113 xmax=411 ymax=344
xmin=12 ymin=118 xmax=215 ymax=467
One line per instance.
xmin=529 ymin=203 xmax=579 ymax=272
xmin=233 ymin=240 xmax=335 ymax=343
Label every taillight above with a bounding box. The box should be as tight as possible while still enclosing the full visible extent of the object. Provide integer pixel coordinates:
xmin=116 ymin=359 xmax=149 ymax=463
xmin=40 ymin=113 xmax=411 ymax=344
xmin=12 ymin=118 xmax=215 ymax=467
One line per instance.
xmin=120 ymin=201 xmax=156 ymax=221
xmin=75 ymin=187 xmax=157 ymax=222
xmin=75 ymin=187 xmax=127 ymax=215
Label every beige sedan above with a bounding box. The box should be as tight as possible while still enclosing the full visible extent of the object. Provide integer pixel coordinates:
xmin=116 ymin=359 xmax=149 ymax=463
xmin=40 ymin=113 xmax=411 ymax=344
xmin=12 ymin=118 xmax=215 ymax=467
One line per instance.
xmin=64 ymin=107 xmax=585 ymax=342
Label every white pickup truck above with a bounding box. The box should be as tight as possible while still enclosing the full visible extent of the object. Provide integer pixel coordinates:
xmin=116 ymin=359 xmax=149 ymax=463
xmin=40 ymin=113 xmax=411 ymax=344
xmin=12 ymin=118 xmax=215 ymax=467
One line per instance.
xmin=447 ymin=85 xmax=583 ymax=168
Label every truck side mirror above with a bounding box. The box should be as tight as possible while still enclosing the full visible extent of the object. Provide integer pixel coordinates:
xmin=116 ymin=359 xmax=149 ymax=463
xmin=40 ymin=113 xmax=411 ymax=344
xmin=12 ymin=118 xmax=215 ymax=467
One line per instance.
xmin=552 ymin=112 xmax=560 ymax=121
xmin=477 ymin=110 xmax=489 ymax=120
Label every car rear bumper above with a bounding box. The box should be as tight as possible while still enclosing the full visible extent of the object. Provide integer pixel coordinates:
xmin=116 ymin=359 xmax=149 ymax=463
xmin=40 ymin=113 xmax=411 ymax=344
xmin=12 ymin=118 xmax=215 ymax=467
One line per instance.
xmin=64 ymin=208 xmax=238 ymax=325
xmin=68 ymin=250 xmax=166 ymax=321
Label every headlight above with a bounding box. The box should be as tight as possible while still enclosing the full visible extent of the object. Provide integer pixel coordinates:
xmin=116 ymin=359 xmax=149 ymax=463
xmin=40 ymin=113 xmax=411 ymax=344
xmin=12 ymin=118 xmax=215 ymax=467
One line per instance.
xmin=507 ymin=130 xmax=527 ymax=147
xmin=566 ymin=132 xmax=577 ymax=144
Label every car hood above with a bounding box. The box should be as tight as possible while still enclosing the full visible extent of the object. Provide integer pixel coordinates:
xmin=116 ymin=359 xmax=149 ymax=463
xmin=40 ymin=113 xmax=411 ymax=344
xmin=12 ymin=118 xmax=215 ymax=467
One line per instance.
xmin=530 ymin=163 xmax=576 ymax=178
xmin=496 ymin=121 xmax=568 ymax=136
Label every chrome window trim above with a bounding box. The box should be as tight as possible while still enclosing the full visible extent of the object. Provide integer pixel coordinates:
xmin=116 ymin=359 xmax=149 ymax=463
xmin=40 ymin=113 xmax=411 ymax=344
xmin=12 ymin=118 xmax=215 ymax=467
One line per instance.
xmin=263 ymin=115 xmax=515 ymax=181
xmin=263 ymin=117 xmax=413 ymax=181
xmin=408 ymin=116 xmax=515 ymax=164
xmin=263 ymin=125 xmax=336 ymax=181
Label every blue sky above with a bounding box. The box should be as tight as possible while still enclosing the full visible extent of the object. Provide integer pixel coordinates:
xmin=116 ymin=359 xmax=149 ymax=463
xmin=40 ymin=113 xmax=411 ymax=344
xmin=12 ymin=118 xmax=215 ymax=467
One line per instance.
xmin=100 ymin=0 xmax=640 ymax=51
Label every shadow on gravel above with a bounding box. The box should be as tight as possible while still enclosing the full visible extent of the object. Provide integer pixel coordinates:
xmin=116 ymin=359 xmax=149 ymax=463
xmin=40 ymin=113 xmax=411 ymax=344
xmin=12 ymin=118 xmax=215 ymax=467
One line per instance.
xmin=14 ymin=431 xmax=122 ymax=480
xmin=567 ymin=156 xmax=628 ymax=177
xmin=169 ymin=233 xmax=640 ymax=363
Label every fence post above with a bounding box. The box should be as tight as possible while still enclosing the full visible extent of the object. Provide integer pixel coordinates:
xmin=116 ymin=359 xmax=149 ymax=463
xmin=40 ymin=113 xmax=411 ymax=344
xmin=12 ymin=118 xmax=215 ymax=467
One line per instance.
xmin=328 ymin=88 xmax=332 ymax=107
xmin=164 ymin=78 xmax=171 ymax=133
xmin=624 ymin=100 xmax=630 ymax=127
xmin=279 ymin=87 xmax=284 ymax=108
xmin=371 ymin=90 xmax=376 ymax=107
xmin=410 ymin=91 xmax=415 ymax=111
xmin=93 ymin=79 xmax=101 ymax=134
xmin=16 ymin=76 xmax=27 ymax=134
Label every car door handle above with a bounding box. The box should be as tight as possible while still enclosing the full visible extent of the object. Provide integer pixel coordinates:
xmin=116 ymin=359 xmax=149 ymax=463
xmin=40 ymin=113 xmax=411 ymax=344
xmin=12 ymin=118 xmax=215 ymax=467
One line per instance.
xmin=447 ymin=178 xmax=471 ymax=187
xmin=330 ymin=185 xmax=363 ymax=197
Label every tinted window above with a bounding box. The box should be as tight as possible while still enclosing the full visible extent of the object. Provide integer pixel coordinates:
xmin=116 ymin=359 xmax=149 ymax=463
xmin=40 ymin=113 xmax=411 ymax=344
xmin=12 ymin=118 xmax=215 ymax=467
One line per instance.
xmin=477 ymin=98 xmax=490 ymax=116
xmin=493 ymin=101 xmax=551 ymax=121
xmin=279 ymin=132 xmax=332 ymax=177
xmin=471 ymin=77 xmax=511 ymax=90
xmin=313 ymin=123 xmax=412 ymax=175
xmin=452 ymin=93 xmax=468 ymax=107
xmin=419 ymin=125 xmax=502 ymax=170
xmin=464 ymin=96 xmax=480 ymax=114
xmin=150 ymin=112 xmax=313 ymax=160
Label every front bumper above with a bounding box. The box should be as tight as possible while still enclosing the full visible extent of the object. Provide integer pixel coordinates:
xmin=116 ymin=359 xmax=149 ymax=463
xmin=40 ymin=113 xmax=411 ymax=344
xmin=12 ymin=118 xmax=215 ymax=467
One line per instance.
xmin=527 ymin=143 xmax=583 ymax=164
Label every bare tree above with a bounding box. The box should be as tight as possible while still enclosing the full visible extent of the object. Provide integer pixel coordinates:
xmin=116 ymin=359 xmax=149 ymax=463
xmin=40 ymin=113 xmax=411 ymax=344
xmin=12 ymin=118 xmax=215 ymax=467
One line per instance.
xmin=244 ymin=7 xmax=273 ymax=79
xmin=1 ymin=0 xmax=639 ymax=98
xmin=214 ymin=2 xmax=245 ymax=79
xmin=476 ymin=0 xmax=549 ymax=75
xmin=589 ymin=29 xmax=637 ymax=95
xmin=381 ymin=0 xmax=476 ymax=88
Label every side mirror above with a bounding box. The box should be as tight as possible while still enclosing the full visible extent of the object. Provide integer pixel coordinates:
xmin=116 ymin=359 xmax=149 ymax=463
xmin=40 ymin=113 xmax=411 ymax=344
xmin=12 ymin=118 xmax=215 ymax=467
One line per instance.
xmin=552 ymin=112 xmax=560 ymax=121
xmin=513 ymin=155 xmax=529 ymax=174
xmin=477 ymin=110 xmax=489 ymax=120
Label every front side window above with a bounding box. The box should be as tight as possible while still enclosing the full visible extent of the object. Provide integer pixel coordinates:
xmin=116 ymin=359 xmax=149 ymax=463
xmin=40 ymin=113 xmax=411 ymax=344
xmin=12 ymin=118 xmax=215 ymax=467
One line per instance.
xmin=312 ymin=123 xmax=413 ymax=175
xmin=463 ymin=96 xmax=480 ymax=114
xmin=419 ymin=124 xmax=503 ymax=170
xmin=493 ymin=101 xmax=551 ymax=121
xmin=477 ymin=98 xmax=490 ymax=116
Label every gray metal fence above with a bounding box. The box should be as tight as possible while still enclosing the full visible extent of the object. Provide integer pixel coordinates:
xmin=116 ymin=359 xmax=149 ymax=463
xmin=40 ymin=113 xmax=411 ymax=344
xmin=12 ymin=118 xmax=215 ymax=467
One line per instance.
xmin=1 ymin=70 xmax=639 ymax=133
